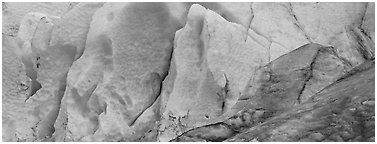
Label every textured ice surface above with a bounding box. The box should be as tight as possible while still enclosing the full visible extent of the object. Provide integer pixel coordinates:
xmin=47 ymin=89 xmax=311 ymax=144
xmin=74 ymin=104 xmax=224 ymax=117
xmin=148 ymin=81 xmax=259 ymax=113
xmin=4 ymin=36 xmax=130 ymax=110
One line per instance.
xmin=2 ymin=2 xmax=375 ymax=142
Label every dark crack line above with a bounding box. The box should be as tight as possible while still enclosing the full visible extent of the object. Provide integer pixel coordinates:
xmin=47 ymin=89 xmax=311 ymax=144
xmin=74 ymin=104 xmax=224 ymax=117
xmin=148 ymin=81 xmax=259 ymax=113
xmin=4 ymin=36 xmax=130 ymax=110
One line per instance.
xmin=129 ymin=74 xmax=164 ymax=127
xmin=359 ymin=3 xmax=369 ymax=28
xmin=297 ymin=47 xmax=346 ymax=101
xmin=245 ymin=2 xmax=254 ymax=42
xmin=296 ymin=48 xmax=320 ymax=104
xmin=249 ymin=3 xmax=254 ymax=27
xmin=296 ymin=67 xmax=312 ymax=104
xmin=287 ymin=3 xmax=312 ymax=43
xmin=129 ymin=94 xmax=161 ymax=127
xmin=221 ymin=73 xmax=230 ymax=114
xmin=358 ymin=3 xmax=374 ymax=41
xmin=130 ymin=35 xmax=176 ymax=127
